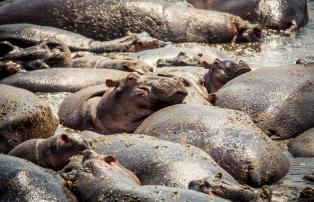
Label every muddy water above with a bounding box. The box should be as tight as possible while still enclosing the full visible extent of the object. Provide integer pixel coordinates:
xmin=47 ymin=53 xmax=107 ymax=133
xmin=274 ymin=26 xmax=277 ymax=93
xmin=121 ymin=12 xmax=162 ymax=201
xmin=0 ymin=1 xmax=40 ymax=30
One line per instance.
xmin=34 ymin=1 xmax=314 ymax=199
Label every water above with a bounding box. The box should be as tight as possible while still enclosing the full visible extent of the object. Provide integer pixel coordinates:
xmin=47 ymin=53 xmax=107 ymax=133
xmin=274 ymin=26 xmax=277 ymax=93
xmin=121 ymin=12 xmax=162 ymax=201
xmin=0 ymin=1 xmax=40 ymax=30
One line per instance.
xmin=185 ymin=2 xmax=314 ymax=69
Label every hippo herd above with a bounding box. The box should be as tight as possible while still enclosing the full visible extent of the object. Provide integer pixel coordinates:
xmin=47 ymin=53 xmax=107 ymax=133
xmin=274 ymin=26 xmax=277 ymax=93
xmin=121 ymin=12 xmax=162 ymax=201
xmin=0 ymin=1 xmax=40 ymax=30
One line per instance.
xmin=0 ymin=0 xmax=313 ymax=201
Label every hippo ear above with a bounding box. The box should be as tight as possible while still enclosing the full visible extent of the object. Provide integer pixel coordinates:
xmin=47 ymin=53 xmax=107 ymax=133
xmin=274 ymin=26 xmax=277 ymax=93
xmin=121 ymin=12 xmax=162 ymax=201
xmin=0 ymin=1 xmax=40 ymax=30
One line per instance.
xmin=60 ymin=134 xmax=69 ymax=142
xmin=213 ymin=59 xmax=221 ymax=65
xmin=199 ymin=61 xmax=212 ymax=69
xmin=106 ymin=79 xmax=120 ymax=88
xmin=102 ymin=155 xmax=116 ymax=165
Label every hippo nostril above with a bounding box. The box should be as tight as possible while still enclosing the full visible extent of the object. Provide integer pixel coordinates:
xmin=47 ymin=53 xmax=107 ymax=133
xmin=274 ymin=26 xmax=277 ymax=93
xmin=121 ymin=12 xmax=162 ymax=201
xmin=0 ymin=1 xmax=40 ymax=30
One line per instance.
xmin=102 ymin=155 xmax=116 ymax=165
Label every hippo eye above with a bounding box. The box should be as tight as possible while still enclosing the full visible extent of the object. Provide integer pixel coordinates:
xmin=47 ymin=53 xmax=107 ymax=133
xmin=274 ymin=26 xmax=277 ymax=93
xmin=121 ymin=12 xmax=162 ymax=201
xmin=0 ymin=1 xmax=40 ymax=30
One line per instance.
xmin=77 ymin=143 xmax=86 ymax=150
xmin=199 ymin=78 xmax=205 ymax=86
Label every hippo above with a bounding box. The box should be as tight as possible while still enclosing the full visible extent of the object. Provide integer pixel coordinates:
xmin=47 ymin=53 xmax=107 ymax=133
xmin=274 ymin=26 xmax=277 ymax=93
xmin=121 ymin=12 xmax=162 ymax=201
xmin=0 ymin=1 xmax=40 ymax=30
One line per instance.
xmin=214 ymin=64 xmax=314 ymax=139
xmin=0 ymin=154 xmax=77 ymax=201
xmin=136 ymin=104 xmax=290 ymax=188
xmin=203 ymin=58 xmax=251 ymax=94
xmin=299 ymin=187 xmax=314 ymax=201
xmin=0 ymin=41 xmax=72 ymax=71
xmin=0 ymin=84 xmax=58 ymax=153
xmin=185 ymin=0 xmax=309 ymax=32
xmin=157 ymin=69 xmax=210 ymax=105
xmin=130 ymin=46 xmax=242 ymax=67
xmin=9 ymin=133 xmax=91 ymax=171
xmin=61 ymin=150 xmax=224 ymax=201
xmin=58 ymin=73 xmax=187 ymax=134
xmin=288 ymin=128 xmax=314 ymax=157
xmin=189 ymin=176 xmax=271 ymax=201
xmin=0 ymin=68 xmax=128 ymax=92
xmin=0 ymin=0 xmax=261 ymax=43
xmin=0 ymin=24 xmax=169 ymax=53
xmin=61 ymin=131 xmax=237 ymax=188
xmin=72 ymin=55 xmax=153 ymax=74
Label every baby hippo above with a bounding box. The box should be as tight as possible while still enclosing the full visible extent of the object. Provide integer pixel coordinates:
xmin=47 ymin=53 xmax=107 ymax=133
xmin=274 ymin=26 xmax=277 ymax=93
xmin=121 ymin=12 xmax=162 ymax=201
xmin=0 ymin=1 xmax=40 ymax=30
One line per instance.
xmin=203 ymin=58 xmax=251 ymax=94
xmin=9 ymin=133 xmax=91 ymax=171
xmin=59 ymin=73 xmax=188 ymax=134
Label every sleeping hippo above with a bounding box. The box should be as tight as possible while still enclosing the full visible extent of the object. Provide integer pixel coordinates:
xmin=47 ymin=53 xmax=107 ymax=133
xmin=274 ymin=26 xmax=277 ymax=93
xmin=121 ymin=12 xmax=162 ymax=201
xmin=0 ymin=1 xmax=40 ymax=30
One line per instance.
xmin=58 ymin=73 xmax=187 ymax=134
xmin=65 ymin=131 xmax=236 ymax=188
xmin=0 ymin=24 xmax=169 ymax=53
xmin=0 ymin=41 xmax=72 ymax=71
xmin=130 ymin=46 xmax=241 ymax=67
xmin=72 ymin=55 xmax=153 ymax=74
xmin=136 ymin=104 xmax=290 ymax=188
xmin=185 ymin=0 xmax=309 ymax=32
xmin=214 ymin=64 xmax=314 ymax=139
xmin=61 ymin=150 xmax=221 ymax=201
xmin=0 ymin=0 xmax=261 ymax=43
xmin=0 ymin=84 xmax=58 ymax=153
xmin=0 ymin=154 xmax=77 ymax=201
xmin=9 ymin=133 xmax=91 ymax=171
xmin=0 ymin=68 xmax=128 ymax=92
xmin=288 ymin=128 xmax=314 ymax=157
xmin=203 ymin=58 xmax=251 ymax=93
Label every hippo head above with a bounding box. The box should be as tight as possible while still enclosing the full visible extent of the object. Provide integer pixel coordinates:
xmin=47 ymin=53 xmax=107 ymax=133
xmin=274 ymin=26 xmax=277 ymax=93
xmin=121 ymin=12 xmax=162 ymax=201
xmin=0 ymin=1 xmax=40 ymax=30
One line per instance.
xmin=94 ymin=73 xmax=187 ymax=134
xmin=203 ymin=59 xmax=251 ymax=94
xmin=157 ymin=52 xmax=202 ymax=67
xmin=131 ymin=32 xmax=171 ymax=52
xmin=0 ymin=41 xmax=21 ymax=57
xmin=48 ymin=133 xmax=92 ymax=170
xmin=0 ymin=61 xmax=23 ymax=79
xmin=42 ymin=41 xmax=72 ymax=68
xmin=233 ymin=24 xmax=262 ymax=43
xmin=62 ymin=150 xmax=140 ymax=186
xmin=257 ymin=0 xmax=309 ymax=32
xmin=105 ymin=58 xmax=153 ymax=74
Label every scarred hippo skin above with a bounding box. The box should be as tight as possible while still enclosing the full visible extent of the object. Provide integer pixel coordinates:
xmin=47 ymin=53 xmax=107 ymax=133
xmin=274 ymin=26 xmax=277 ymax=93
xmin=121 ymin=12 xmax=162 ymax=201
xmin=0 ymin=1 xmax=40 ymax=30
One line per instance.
xmin=0 ymin=68 xmax=128 ymax=92
xmin=0 ymin=84 xmax=58 ymax=153
xmin=135 ymin=104 xmax=290 ymax=188
xmin=8 ymin=133 xmax=91 ymax=171
xmin=72 ymin=55 xmax=153 ymax=74
xmin=288 ymin=128 xmax=314 ymax=157
xmin=185 ymin=0 xmax=309 ymax=31
xmin=130 ymin=46 xmax=239 ymax=67
xmin=0 ymin=41 xmax=72 ymax=71
xmin=58 ymin=131 xmax=237 ymax=188
xmin=58 ymin=73 xmax=188 ymax=134
xmin=61 ymin=150 xmax=225 ymax=201
xmin=0 ymin=154 xmax=77 ymax=201
xmin=214 ymin=64 xmax=314 ymax=139
xmin=0 ymin=0 xmax=261 ymax=43
xmin=203 ymin=58 xmax=251 ymax=94
xmin=0 ymin=24 xmax=169 ymax=53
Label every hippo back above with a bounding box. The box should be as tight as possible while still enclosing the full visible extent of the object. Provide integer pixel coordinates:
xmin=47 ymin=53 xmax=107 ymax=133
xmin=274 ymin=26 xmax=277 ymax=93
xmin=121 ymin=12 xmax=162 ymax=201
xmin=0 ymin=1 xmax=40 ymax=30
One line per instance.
xmin=0 ymin=154 xmax=76 ymax=201
xmin=215 ymin=64 xmax=314 ymax=139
